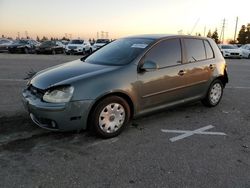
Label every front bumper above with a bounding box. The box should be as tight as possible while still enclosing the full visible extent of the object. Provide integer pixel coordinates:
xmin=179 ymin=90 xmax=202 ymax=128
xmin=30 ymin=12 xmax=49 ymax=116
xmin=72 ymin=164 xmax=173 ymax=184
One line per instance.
xmin=65 ymin=48 xmax=83 ymax=54
xmin=22 ymin=88 xmax=93 ymax=131
xmin=223 ymin=52 xmax=242 ymax=58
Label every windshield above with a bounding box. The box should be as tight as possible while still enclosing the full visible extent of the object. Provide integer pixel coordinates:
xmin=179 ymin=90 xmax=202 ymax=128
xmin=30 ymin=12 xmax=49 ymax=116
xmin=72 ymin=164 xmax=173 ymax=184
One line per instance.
xmin=69 ymin=40 xmax=83 ymax=44
xmin=96 ymin=39 xmax=109 ymax=44
xmin=221 ymin=45 xmax=237 ymax=49
xmin=85 ymin=38 xmax=154 ymax=66
xmin=13 ymin=40 xmax=28 ymax=45
xmin=41 ymin=41 xmax=54 ymax=46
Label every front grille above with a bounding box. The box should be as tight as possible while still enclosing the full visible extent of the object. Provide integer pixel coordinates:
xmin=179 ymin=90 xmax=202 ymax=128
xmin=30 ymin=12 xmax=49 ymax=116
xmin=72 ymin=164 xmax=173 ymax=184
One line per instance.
xmin=68 ymin=46 xmax=77 ymax=49
xmin=28 ymin=85 xmax=45 ymax=99
xmin=231 ymin=53 xmax=239 ymax=55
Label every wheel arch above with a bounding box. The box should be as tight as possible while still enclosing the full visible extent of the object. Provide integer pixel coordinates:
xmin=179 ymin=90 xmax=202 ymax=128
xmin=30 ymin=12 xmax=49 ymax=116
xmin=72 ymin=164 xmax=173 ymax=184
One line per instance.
xmin=86 ymin=91 xmax=135 ymax=130
xmin=216 ymin=69 xmax=228 ymax=87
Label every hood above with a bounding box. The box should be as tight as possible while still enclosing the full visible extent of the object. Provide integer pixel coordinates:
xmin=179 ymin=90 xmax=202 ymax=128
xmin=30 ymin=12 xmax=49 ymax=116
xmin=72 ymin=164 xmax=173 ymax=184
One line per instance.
xmin=222 ymin=48 xmax=241 ymax=53
xmin=30 ymin=59 xmax=119 ymax=90
xmin=67 ymin=44 xmax=83 ymax=47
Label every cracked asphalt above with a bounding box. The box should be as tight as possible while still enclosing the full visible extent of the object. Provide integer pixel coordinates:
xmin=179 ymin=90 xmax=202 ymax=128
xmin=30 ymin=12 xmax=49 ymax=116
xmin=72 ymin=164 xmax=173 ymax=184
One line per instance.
xmin=0 ymin=54 xmax=249 ymax=188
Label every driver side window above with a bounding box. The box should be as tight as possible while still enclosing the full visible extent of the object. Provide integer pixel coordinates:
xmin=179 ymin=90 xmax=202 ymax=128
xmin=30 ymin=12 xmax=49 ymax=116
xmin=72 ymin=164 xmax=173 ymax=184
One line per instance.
xmin=144 ymin=38 xmax=182 ymax=68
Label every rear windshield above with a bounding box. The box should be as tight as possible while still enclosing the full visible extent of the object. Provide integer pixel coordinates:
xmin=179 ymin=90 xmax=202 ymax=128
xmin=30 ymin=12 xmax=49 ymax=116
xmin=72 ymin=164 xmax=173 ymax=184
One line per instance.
xmin=85 ymin=38 xmax=154 ymax=66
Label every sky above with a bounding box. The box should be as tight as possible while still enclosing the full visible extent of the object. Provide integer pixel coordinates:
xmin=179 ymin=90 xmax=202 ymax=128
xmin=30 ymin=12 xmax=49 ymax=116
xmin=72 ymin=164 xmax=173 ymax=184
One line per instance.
xmin=0 ymin=0 xmax=249 ymax=41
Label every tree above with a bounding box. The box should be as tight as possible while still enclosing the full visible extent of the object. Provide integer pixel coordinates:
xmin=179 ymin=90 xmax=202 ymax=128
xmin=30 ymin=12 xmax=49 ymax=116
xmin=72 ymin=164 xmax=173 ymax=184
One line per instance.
xmin=211 ymin=29 xmax=219 ymax=44
xmin=228 ymin=39 xmax=236 ymax=44
xmin=41 ymin=36 xmax=48 ymax=42
xmin=246 ymin=23 xmax=250 ymax=44
xmin=237 ymin=25 xmax=247 ymax=44
xmin=207 ymin=30 xmax=212 ymax=38
xmin=36 ymin=36 xmax=40 ymax=42
xmin=92 ymin=38 xmax=96 ymax=44
xmin=61 ymin=37 xmax=70 ymax=41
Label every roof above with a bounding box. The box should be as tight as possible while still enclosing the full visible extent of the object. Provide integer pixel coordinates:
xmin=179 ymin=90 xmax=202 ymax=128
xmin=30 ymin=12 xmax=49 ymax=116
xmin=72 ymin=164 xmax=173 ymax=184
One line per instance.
xmin=124 ymin=34 xmax=208 ymax=40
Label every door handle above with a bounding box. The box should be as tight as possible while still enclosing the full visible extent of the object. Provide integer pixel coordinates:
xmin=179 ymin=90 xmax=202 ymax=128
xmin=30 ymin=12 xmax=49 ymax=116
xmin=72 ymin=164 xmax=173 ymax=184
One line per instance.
xmin=178 ymin=70 xmax=186 ymax=76
xmin=209 ymin=64 xmax=215 ymax=70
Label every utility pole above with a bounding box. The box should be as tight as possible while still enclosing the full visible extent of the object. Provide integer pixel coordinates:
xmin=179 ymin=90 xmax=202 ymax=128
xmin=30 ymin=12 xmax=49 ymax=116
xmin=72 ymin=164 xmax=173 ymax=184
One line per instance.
xmin=220 ymin=18 xmax=226 ymax=44
xmin=97 ymin=32 xmax=99 ymax=39
xmin=204 ymin=26 xmax=206 ymax=37
xmin=234 ymin=17 xmax=238 ymax=42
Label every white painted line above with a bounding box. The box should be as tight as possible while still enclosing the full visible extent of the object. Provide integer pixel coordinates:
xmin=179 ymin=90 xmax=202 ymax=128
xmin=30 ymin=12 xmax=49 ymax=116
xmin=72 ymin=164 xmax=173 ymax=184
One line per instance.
xmin=226 ymin=86 xmax=250 ymax=89
xmin=161 ymin=125 xmax=226 ymax=142
xmin=0 ymin=78 xmax=26 ymax=82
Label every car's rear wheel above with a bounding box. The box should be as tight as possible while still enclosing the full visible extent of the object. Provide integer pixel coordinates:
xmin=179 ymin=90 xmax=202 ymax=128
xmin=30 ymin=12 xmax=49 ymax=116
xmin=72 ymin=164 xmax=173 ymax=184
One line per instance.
xmin=89 ymin=96 xmax=130 ymax=138
xmin=202 ymin=79 xmax=223 ymax=107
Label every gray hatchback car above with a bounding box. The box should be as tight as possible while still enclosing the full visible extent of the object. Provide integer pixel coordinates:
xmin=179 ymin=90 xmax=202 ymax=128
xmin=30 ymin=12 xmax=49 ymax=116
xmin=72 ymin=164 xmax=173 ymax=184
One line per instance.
xmin=22 ymin=34 xmax=228 ymax=138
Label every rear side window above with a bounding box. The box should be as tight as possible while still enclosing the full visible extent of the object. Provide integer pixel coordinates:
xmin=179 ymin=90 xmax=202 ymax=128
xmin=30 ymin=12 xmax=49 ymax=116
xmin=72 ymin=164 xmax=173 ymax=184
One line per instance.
xmin=184 ymin=39 xmax=206 ymax=63
xmin=145 ymin=38 xmax=182 ymax=68
xmin=204 ymin=40 xmax=214 ymax=59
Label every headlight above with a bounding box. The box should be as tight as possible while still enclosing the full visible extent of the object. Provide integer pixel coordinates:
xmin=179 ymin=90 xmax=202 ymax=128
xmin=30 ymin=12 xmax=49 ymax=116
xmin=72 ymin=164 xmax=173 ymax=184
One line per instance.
xmin=43 ymin=86 xmax=74 ymax=103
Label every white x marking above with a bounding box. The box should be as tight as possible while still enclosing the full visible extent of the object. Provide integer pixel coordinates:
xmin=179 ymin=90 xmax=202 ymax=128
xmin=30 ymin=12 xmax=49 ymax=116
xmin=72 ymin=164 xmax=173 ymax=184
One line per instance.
xmin=161 ymin=125 xmax=226 ymax=142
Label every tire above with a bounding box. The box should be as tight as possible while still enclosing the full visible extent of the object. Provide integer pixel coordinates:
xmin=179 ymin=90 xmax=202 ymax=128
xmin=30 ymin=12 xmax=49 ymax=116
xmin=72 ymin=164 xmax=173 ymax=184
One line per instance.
xmin=202 ymin=79 xmax=224 ymax=107
xmin=82 ymin=49 xmax=86 ymax=55
xmin=89 ymin=96 xmax=130 ymax=138
xmin=24 ymin=48 xmax=29 ymax=54
xmin=248 ymin=54 xmax=250 ymax=59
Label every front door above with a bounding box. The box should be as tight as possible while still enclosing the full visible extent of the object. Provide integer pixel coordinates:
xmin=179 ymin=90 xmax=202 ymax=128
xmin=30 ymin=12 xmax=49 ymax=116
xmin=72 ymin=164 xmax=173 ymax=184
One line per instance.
xmin=137 ymin=38 xmax=190 ymax=111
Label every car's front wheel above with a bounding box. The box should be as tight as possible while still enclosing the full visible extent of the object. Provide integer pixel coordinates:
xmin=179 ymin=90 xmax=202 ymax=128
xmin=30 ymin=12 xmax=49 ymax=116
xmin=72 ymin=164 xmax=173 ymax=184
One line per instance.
xmin=89 ymin=96 xmax=130 ymax=138
xmin=24 ymin=48 xmax=29 ymax=54
xmin=202 ymin=79 xmax=223 ymax=107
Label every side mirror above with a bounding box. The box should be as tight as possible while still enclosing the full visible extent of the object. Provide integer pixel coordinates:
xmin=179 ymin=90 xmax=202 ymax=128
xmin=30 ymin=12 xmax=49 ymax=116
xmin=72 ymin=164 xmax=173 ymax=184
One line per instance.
xmin=140 ymin=60 xmax=159 ymax=72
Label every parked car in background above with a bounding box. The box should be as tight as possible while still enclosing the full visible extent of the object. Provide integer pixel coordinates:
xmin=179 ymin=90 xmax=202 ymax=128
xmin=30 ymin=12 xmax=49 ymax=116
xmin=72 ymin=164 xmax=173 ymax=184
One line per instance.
xmin=8 ymin=39 xmax=40 ymax=54
xmin=240 ymin=44 xmax=250 ymax=59
xmin=36 ymin=40 xmax=65 ymax=54
xmin=0 ymin=38 xmax=13 ymax=52
xmin=65 ymin=39 xmax=91 ymax=55
xmin=22 ymin=35 xmax=228 ymax=138
xmin=60 ymin=40 xmax=69 ymax=49
xmin=92 ymin=39 xmax=110 ymax=51
xmin=218 ymin=44 xmax=242 ymax=58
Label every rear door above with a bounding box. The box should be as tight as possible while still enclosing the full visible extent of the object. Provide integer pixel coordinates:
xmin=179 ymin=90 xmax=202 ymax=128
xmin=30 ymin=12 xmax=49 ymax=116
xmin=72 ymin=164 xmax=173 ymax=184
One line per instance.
xmin=182 ymin=38 xmax=215 ymax=98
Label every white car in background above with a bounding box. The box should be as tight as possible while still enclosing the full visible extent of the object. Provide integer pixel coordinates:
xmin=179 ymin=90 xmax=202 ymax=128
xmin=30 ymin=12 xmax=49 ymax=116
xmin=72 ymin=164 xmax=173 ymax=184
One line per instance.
xmin=65 ymin=39 xmax=91 ymax=55
xmin=240 ymin=44 xmax=250 ymax=59
xmin=92 ymin=39 xmax=110 ymax=51
xmin=218 ymin=44 xmax=242 ymax=58
xmin=0 ymin=38 xmax=13 ymax=52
